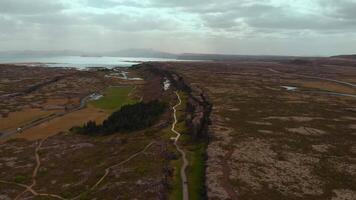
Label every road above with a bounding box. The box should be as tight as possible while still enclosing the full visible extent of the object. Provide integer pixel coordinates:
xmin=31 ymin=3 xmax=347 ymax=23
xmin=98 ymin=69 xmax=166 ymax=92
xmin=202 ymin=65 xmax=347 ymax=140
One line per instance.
xmin=267 ymin=68 xmax=356 ymax=88
xmin=267 ymin=68 xmax=356 ymax=99
xmin=0 ymin=93 xmax=93 ymax=140
xmin=172 ymin=91 xmax=189 ymax=200
xmin=267 ymin=68 xmax=356 ymax=100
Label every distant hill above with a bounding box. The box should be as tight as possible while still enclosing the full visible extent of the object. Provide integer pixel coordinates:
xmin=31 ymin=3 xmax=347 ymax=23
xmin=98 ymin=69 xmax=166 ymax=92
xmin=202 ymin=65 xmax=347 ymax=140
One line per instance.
xmin=0 ymin=50 xmax=84 ymax=57
xmin=0 ymin=49 xmax=178 ymax=59
xmin=177 ymin=53 xmax=299 ymax=61
xmin=106 ymin=48 xmax=177 ymax=58
xmin=331 ymin=54 xmax=356 ymax=59
xmin=2 ymin=50 xmax=334 ymax=61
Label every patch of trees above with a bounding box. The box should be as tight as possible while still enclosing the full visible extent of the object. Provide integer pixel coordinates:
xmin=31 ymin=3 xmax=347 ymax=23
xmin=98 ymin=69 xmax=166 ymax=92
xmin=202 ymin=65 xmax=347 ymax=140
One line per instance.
xmin=73 ymin=100 xmax=166 ymax=135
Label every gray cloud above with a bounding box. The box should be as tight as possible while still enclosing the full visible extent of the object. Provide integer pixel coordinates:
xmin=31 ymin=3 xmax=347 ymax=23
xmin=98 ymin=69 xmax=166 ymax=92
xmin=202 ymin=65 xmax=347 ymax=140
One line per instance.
xmin=149 ymin=0 xmax=216 ymax=8
xmin=323 ymin=0 xmax=356 ymax=19
xmin=0 ymin=0 xmax=66 ymax=14
xmin=199 ymin=4 xmax=281 ymax=29
xmin=186 ymin=1 xmax=356 ymax=32
xmin=86 ymin=0 xmax=119 ymax=8
xmin=90 ymin=13 xmax=179 ymax=31
xmin=21 ymin=13 xmax=88 ymax=26
xmin=0 ymin=0 xmax=355 ymax=55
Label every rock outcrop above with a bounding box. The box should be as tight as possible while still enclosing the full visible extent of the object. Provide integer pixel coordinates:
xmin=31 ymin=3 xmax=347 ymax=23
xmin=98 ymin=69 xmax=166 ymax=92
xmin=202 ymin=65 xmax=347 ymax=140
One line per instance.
xmin=141 ymin=63 xmax=212 ymax=140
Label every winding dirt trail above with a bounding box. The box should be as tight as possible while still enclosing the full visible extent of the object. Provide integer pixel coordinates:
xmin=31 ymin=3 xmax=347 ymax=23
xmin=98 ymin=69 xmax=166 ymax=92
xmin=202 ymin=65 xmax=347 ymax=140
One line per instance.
xmin=171 ymin=91 xmax=189 ymax=200
xmin=0 ymin=138 xmax=67 ymax=200
xmin=15 ymin=138 xmax=47 ymax=200
xmin=1 ymin=138 xmax=155 ymax=200
xmin=1 ymin=91 xmax=189 ymax=199
xmin=71 ymin=141 xmax=155 ymax=200
xmin=0 ymin=180 xmax=66 ymax=199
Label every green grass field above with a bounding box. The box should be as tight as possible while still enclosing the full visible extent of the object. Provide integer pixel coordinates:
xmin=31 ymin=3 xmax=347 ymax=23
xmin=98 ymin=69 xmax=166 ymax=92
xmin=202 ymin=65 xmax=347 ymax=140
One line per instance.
xmin=169 ymin=158 xmax=183 ymax=200
xmin=186 ymin=142 xmax=206 ymax=200
xmin=90 ymin=86 xmax=136 ymax=112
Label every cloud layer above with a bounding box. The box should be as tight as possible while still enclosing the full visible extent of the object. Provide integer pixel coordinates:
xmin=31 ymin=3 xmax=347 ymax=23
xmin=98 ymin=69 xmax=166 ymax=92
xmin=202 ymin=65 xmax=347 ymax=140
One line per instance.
xmin=0 ymin=0 xmax=355 ymax=55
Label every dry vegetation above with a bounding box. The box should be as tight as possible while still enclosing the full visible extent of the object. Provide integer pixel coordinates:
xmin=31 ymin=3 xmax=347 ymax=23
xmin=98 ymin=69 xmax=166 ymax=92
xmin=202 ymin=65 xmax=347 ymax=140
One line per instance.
xmin=0 ymin=64 xmax=178 ymax=199
xmin=154 ymin=58 xmax=356 ymax=200
xmin=0 ymin=65 xmax=146 ymax=140
xmin=10 ymin=107 xmax=108 ymax=141
xmin=1 ymin=59 xmax=356 ymax=200
xmin=0 ymin=132 xmax=168 ymax=199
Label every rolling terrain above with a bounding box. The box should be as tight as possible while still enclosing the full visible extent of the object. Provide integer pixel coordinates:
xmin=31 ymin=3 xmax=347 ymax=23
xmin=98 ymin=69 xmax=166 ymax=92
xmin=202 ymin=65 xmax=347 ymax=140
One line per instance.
xmin=1 ymin=57 xmax=356 ymax=200
xmin=0 ymin=64 xmax=211 ymax=199
xmin=150 ymin=57 xmax=356 ymax=200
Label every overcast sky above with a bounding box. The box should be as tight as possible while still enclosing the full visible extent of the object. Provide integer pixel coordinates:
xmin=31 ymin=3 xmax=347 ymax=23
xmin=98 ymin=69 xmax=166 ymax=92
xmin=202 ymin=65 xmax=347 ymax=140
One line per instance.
xmin=0 ymin=0 xmax=356 ymax=56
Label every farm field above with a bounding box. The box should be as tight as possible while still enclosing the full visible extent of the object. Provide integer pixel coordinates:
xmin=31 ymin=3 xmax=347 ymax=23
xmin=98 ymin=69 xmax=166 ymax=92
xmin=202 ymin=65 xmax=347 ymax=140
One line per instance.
xmin=9 ymin=107 xmax=108 ymax=141
xmin=0 ymin=108 xmax=55 ymax=132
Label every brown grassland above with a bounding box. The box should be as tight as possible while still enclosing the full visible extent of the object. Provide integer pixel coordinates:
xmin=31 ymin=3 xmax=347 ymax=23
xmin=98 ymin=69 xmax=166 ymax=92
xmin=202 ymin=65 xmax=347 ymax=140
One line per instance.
xmin=1 ymin=58 xmax=356 ymax=200
xmin=153 ymin=57 xmax=356 ymax=200
xmin=9 ymin=107 xmax=108 ymax=141
xmin=0 ymin=64 xmax=177 ymax=199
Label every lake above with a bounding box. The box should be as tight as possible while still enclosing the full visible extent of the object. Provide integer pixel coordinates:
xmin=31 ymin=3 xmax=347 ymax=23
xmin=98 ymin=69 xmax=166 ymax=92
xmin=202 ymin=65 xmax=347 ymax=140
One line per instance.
xmin=0 ymin=56 xmax=178 ymax=69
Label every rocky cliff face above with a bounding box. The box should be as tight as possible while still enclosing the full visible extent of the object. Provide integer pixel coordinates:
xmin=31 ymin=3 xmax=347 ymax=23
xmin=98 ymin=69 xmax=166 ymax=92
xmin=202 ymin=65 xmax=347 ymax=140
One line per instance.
xmin=137 ymin=63 xmax=212 ymax=199
xmin=169 ymin=72 xmax=212 ymax=140
xmin=141 ymin=63 xmax=212 ymax=140
xmin=185 ymin=84 xmax=212 ymax=140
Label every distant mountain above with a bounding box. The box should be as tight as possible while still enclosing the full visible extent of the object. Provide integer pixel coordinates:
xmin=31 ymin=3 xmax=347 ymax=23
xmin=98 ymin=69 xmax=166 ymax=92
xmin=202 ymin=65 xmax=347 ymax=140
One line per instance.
xmin=331 ymin=54 xmax=356 ymax=59
xmin=0 ymin=49 xmax=178 ymax=59
xmin=2 ymin=50 xmax=332 ymax=61
xmin=177 ymin=53 xmax=299 ymax=61
xmin=0 ymin=50 xmax=84 ymax=57
xmin=106 ymin=48 xmax=177 ymax=59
